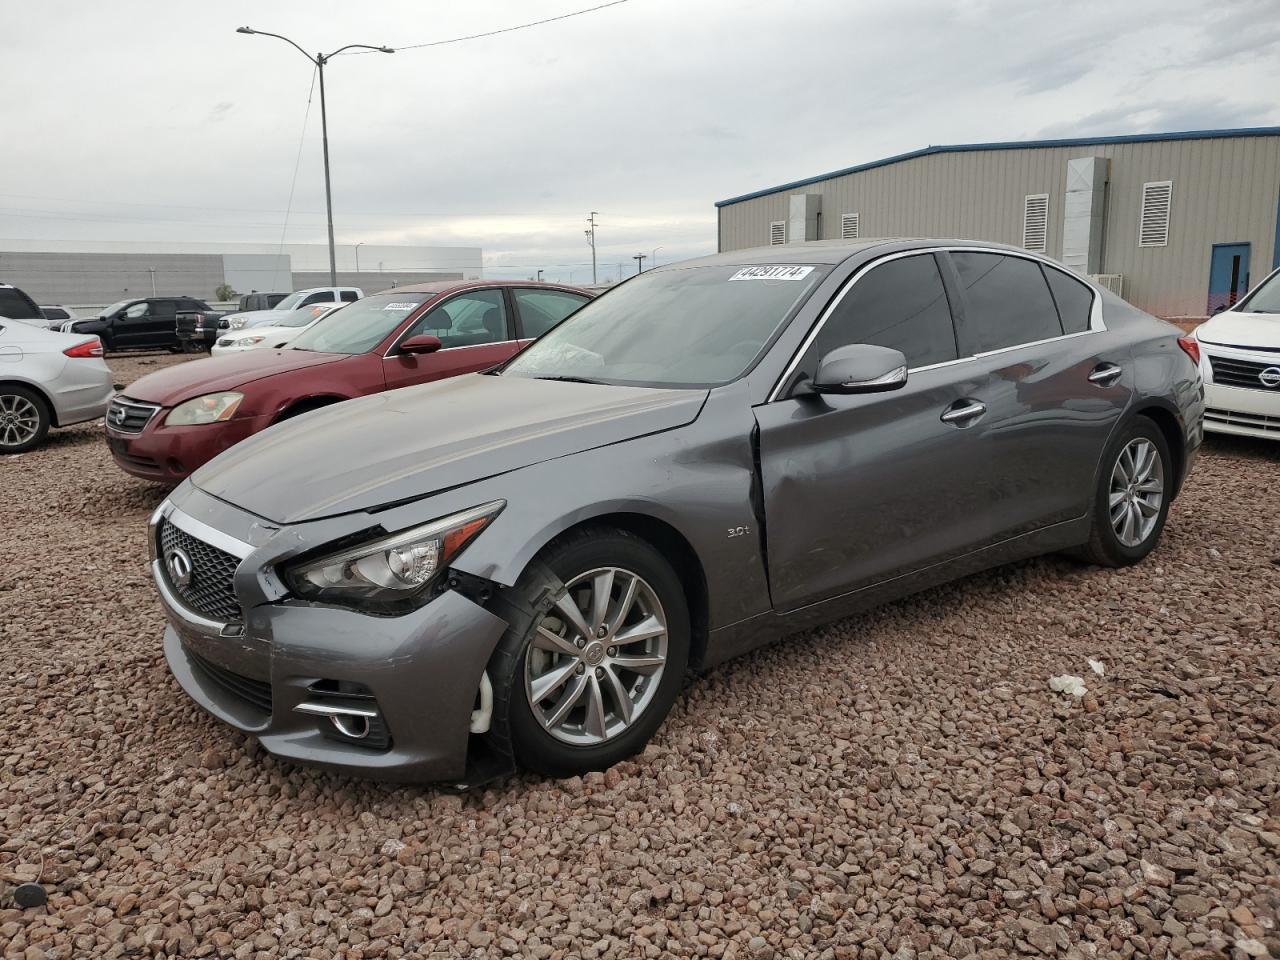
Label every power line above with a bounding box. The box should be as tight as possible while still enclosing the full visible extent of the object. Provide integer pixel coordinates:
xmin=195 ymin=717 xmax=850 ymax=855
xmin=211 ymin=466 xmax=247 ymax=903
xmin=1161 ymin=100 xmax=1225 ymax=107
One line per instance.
xmin=343 ymin=0 xmax=632 ymax=55
xmin=276 ymin=66 xmax=319 ymax=282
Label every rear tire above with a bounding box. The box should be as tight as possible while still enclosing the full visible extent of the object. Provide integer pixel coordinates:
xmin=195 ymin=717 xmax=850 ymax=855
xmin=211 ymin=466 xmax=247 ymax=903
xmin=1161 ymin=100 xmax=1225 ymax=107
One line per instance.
xmin=0 ymin=385 xmax=51 ymax=454
xmin=1074 ymin=417 xmax=1172 ymax=567
xmin=488 ymin=527 xmax=690 ymax=777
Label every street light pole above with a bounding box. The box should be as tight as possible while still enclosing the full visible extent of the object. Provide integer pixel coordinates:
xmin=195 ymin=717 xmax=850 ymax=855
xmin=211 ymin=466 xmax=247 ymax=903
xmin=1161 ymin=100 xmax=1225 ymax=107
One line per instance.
xmin=355 ymin=242 xmax=364 ymax=274
xmin=633 ymin=254 xmax=647 ymax=274
xmin=585 ymin=212 xmax=599 ymax=285
xmin=652 ymin=246 xmax=663 ymax=269
xmin=236 ymin=27 xmax=393 ymax=286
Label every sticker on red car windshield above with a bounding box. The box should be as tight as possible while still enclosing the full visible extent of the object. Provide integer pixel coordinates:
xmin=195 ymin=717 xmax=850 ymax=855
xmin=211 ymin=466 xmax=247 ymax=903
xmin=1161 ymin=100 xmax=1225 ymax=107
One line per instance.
xmin=728 ymin=265 xmax=814 ymax=281
xmin=383 ymin=302 xmax=419 ymax=310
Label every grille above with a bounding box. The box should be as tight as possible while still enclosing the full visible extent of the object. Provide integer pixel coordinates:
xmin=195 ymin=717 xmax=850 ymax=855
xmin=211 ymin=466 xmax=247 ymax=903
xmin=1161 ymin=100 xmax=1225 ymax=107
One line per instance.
xmin=187 ymin=647 xmax=272 ymax=714
xmin=159 ymin=518 xmax=242 ymax=623
xmin=106 ymin=396 xmax=160 ymax=433
xmin=1206 ymin=354 xmax=1280 ymax=391
xmin=1205 ymin=408 xmax=1280 ymax=434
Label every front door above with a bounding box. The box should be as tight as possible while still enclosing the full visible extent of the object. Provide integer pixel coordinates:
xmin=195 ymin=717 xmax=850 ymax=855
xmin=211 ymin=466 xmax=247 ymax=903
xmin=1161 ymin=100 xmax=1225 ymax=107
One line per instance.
xmin=383 ymin=287 xmax=522 ymax=391
xmin=755 ymin=252 xmax=994 ymax=612
xmin=113 ymin=301 xmax=151 ymax=349
xmin=148 ymin=299 xmax=178 ymax=348
xmin=1208 ymin=243 xmax=1251 ymax=314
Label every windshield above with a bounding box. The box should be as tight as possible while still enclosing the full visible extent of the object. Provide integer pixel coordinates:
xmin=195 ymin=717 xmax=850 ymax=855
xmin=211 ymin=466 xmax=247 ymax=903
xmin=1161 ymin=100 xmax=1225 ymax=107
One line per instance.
xmin=277 ymin=304 xmax=336 ymax=328
xmin=272 ymin=291 xmax=307 ymax=312
xmin=502 ymin=264 xmax=828 ymax=387
xmin=99 ymin=299 xmax=132 ymax=317
xmin=288 ymin=293 xmax=430 ymax=354
xmin=1239 ymin=269 xmax=1280 ymax=313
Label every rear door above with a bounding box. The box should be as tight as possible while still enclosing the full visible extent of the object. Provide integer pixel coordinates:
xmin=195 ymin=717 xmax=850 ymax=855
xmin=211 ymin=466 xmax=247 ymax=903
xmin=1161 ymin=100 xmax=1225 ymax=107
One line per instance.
xmin=755 ymin=252 xmax=996 ymax=611
xmin=944 ymin=250 xmax=1131 ymax=540
xmin=382 ymin=288 xmax=522 ymax=391
xmin=148 ymin=299 xmax=178 ymax=347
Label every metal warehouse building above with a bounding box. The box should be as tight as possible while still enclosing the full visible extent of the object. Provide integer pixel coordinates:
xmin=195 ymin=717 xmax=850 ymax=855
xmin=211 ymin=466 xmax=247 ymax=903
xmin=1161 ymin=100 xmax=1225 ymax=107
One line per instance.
xmin=0 ymin=240 xmax=483 ymax=308
xmin=716 ymin=127 xmax=1280 ymax=319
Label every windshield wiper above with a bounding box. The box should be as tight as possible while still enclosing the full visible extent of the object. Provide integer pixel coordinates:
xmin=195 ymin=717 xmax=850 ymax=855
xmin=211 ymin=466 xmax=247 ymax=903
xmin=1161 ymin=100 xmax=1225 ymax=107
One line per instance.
xmin=531 ymin=375 xmax=605 ymax=385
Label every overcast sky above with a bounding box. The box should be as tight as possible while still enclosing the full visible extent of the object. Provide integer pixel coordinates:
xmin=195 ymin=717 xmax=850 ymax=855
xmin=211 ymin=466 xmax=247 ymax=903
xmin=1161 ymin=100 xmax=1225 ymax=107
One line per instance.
xmin=5 ymin=0 xmax=1280 ymax=282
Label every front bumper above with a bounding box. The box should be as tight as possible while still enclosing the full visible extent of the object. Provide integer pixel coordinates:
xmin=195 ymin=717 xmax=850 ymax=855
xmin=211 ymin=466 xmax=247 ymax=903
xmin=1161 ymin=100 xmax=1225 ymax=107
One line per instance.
xmin=152 ymin=496 xmax=510 ymax=782
xmin=106 ymin=413 xmax=270 ymax=482
xmin=1202 ymin=381 xmax=1280 ymax=440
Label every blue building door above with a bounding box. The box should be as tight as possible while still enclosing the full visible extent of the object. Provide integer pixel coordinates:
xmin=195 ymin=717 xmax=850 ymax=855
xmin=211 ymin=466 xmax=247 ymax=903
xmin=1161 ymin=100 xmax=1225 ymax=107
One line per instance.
xmin=1208 ymin=242 xmax=1251 ymax=314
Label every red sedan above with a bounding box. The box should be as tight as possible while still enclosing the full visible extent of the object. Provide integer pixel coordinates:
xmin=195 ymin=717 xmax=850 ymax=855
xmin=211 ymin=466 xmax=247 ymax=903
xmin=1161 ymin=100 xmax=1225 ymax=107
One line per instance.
xmin=105 ymin=280 xmax=592 ymax=482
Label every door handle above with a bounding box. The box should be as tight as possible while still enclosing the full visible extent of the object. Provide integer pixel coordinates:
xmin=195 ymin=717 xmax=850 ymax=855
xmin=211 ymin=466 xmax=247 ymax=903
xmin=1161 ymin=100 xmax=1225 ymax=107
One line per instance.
xmin=940 ymin=399 xmax=987 ymax=427
xmin=1088 ymin=362 xmax=1122 ymax=387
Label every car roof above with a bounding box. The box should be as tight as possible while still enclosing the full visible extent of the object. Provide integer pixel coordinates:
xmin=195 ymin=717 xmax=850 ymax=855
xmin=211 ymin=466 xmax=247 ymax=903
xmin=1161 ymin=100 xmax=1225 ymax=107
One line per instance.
xmin=376 ymin=279 xmax=589 ymax=295
xmin=658 ymin=237 xmax=1031 ymax=271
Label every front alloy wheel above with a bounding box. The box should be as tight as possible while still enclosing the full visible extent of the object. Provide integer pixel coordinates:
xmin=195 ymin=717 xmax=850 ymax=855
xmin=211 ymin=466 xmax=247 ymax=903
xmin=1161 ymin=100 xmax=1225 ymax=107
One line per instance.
xmin=524 ymin=566 xmax=669 ymax=746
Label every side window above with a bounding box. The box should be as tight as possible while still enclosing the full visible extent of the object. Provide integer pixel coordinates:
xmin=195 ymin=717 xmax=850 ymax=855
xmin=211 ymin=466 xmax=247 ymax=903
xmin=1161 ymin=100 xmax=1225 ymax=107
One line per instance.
xmin=813 ymin=254 xmax=958 ymax=369
xmin=406 ymin=289 xmax=509 ymax=349
xmin=0 ymin=289 xmax=42 ymax=320
xmin=300 ymin=292 xmax=331 ymax=307
xmin=340 ymin=290 xmax=359 ymax=302
xmin=514 ymin=289 xmax=588 ymax=338
xmin=952 ymin=252 xmax=1063 ymax=352
xmin=1044 ymin=266 xmax=1094 ymax=334
xmin=152 ymin=300 xmax=178 ymax=318
xmin=123 ymin=302 xmax=150 ymax=320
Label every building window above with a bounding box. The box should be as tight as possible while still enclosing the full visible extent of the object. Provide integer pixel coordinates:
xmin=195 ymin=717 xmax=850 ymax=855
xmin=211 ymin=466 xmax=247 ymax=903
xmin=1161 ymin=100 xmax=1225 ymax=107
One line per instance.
xmin=1139 ymin=181 xmax=1173 ymax=247
xmin=840 ymin=213 xmax=860 ymax=240
xmin=769 ymin=221 xmax=786 ymax=245
xmin=1022 ymin=194 xmax=1048 ymax=252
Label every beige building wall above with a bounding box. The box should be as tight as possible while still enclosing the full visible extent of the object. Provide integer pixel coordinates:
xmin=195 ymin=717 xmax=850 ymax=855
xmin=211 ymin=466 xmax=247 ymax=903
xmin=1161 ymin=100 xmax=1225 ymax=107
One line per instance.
xmin=716 ymin=133 xmax=1280 ymax=318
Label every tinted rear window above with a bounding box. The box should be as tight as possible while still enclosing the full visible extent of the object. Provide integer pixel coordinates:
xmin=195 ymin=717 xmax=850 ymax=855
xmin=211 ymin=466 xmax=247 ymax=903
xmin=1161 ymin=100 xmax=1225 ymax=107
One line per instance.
xmin=1044 ymin=267 xmax=1094 ymax=334
xmin=0 ymin=288 xmax=41 ymax=320
xmin=952 ymin=252 xmax=1063 ymax=353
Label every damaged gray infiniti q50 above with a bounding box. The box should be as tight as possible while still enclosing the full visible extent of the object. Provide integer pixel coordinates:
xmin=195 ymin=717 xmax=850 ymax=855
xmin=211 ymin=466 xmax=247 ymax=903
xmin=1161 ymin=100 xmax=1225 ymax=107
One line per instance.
xmin=150 ymin=238 xmax=1204 ymax=784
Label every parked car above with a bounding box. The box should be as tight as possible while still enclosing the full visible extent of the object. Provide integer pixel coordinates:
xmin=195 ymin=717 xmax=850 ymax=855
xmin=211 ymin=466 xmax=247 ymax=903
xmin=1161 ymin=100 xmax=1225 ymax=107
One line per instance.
xmin=63 ymin=297 xmax=221 ymax=352
xmin=218 ymin=287 xmax=363 ymax=334
xmin=0 ymin=318 xmax=112 ymax=453
xmin=238 ymin=292 xmax=289 ymax=313
xmin=148 ymin=239 xmax=1203 ymax=784
xmin=210 ymin=302 xmax=342 ymax=356
xmin=1194 ymin=264 xmax=1280 ymax=440
xmin=40 ymin=305 xmax=79 ymax=329
xmin=175 ymin=304 xmax=235 ymax=352
xmin=0 ymin=282 xmax=47 ymax=327
xmin=107 ymin=280 xmax=591 ymax=482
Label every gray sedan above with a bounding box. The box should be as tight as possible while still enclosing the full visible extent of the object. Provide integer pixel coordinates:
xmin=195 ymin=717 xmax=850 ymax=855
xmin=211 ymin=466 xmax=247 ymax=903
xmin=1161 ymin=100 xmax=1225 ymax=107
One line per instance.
xmin=0 ymin=319 xmax=114 ymax=453
xmin=150 ymin=239 xmax=1204 ymax=784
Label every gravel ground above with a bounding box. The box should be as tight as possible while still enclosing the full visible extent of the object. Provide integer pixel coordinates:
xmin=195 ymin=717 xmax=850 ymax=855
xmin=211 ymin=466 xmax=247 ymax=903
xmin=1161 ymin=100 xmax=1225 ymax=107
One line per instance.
xmin=2 ymin=352 xmax=1278 ymax=960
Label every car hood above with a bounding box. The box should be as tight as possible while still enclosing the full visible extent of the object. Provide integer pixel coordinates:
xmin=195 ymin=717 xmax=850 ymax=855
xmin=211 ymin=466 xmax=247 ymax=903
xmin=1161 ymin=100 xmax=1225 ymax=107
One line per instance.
xmin=223 ymin=323 xmax=303 ymax=342
xmin=123 ymin=350 xmax=347 ymax=405
xmin=1196 ymin=310 xmax=1280 ymax=350
xmin=194 ymin=374 xmax=708 ymax=523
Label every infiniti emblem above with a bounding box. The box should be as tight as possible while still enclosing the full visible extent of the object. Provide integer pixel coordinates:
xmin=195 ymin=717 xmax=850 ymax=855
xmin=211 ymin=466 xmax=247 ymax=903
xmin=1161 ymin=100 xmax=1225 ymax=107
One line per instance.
xmin=166 ymin=547 xmax=194 ymax=588
xmin=1260 ymin=366 xmax=1280 ymax=388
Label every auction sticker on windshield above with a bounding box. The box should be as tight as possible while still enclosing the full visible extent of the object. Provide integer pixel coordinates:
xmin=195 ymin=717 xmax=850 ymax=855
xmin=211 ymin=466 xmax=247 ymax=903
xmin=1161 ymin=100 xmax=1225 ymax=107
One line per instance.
xmin=728 ymin=265 xmax=814 ymax=281
xmin=383 ymin=302 xmax=420 ymax=311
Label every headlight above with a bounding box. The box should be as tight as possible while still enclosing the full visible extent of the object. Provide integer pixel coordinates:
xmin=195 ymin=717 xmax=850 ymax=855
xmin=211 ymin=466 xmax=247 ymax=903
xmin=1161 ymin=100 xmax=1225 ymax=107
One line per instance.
xmin=229 ymin=318 xmax=247 ymax=329
xmin=166 ymin=392 xmax=244 ymax=425
xmin=238 ymin=336 xmax=265 ymax=347
xmin=286 ymin=501 xmax=505 ymax=610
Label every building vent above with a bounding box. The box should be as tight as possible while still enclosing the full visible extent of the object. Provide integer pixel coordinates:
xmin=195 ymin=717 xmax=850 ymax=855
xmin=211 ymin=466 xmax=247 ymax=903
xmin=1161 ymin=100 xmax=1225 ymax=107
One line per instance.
xmin=1090 ymin=273 xmax=1125 ymax=297
xmin=1023 ymin=194 xmax=1049 ymax=252
xmin=1138 ymin=181 xmax=1172 ymax=247
xmin=840 ymin=213 xmax=860 ymax=240
xmin=769 ymin=221 xmax=786 ymax=245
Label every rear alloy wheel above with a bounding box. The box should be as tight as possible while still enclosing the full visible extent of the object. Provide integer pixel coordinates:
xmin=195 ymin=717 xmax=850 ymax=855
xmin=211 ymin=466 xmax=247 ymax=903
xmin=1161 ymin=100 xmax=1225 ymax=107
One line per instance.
xmin=1075 ymin=417 xmax=1172 ymax=566
xmin=489 ymin=528 xmax=689 ymax=777
xmin=0 ymin=387 xmax=50 ymax=454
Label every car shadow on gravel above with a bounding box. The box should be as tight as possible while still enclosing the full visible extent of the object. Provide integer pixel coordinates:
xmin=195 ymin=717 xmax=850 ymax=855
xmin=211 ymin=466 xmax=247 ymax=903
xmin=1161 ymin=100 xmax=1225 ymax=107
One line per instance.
xmin=1200 ymin=432 xmax=1279 ymax=462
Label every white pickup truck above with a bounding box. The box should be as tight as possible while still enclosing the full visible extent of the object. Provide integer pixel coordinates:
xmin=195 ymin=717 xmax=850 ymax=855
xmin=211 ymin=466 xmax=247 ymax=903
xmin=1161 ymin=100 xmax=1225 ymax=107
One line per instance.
xmin=217 ymin=286 xmax=364 ymax=333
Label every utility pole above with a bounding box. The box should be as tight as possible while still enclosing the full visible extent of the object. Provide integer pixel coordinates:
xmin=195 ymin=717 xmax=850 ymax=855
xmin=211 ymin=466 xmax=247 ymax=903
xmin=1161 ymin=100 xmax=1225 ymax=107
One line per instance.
xmin=536 ymin=269 xmax=544 ymax=282
xmin=148 ymin=267 xmax=157 ymax=297
xmin=584 ymin=212 xmax=599 ymax=285
xmin=236 ymin=27 xmax=394 ymax=286
xmin=633 ymin=254 xmax=647 ymax=274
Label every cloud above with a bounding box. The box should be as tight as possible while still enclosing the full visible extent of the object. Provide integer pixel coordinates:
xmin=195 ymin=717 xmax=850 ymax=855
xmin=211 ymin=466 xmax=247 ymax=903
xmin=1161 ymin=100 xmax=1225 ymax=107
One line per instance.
xmin=207 ymin=101 xmax=234 ymax=123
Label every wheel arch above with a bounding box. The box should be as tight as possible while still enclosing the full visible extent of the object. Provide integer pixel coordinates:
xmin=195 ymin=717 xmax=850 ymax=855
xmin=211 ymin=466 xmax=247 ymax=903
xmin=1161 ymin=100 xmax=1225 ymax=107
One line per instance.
xmin=1129 ymin=402 xmax=1187 ymax=499
xmin=271 ymin=394 xmax=350 ymax=424
xmin=0 ymin=378 xmax=58 ymax=426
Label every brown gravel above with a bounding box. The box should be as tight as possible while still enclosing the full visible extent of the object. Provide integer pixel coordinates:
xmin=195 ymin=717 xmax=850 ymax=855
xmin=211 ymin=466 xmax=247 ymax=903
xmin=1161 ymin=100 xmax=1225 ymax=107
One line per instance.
xmin=2 ymin=351 xmax=1279 ymax=959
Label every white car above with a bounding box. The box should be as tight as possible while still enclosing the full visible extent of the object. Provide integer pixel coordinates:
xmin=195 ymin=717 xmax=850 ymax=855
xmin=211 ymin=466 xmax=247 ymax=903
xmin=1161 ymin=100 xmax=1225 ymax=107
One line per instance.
xmin=0 ymin=317 xmax=114 ymax=453
xmin=1195 ymin=265 xmax=1280 ymax=440
xmin=219 ymin=286 xmax=363 ymax=332
xmin=211 ymin=302 xmax=341 ymax=356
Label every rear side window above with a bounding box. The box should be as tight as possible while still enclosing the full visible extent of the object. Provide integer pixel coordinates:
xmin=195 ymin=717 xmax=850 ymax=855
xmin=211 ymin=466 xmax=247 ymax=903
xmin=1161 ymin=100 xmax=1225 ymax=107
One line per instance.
xmin=300 ymin=292 xmax=332 ymax=307
xmin=152 ymin=300 xmax=178 ymax=318
xmin=952 ymin=252 xmax=1063 ymax=353
xmin=42 ymin=307 xmax=69 ymax=321
xmin=1044 ymin=267 xmax=1094 ymax=334
xmin=0 ymin=288 xmax=42 ymax=320
xmin=340 ymin=290 xmax=359 ymax=302
xmin=514 ymin=289 xmax=589 ymax=338
xmin=814 ymin=253 xmax=958 ymax=368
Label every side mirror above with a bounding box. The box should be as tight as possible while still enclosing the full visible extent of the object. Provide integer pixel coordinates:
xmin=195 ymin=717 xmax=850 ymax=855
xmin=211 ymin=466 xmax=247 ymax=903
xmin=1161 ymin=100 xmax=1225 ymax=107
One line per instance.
xmin=807 ymin=343 xmax=908 ymax=395
xmin=399 ymin=334 xmax=443 ymax=355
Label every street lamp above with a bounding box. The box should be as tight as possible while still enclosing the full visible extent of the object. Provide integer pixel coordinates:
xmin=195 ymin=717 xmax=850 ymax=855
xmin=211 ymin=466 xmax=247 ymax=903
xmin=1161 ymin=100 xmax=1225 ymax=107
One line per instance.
xmin=354 ymin=242 xmax=364 ymax=274
xmin=236 ymin=26 xmax=393 ymax=285
xmin=633 ymin=254 xmax=647 ymax=274
xmin=536 ymin=269 xmax=544 ymax=282
xmin=651 ymin=246 xmax=663 ymax=269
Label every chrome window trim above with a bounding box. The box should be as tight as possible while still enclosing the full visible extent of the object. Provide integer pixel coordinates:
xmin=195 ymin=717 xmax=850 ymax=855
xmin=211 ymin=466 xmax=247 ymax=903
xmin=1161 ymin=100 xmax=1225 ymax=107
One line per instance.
xmin=767 ymin=245 xmax=1108 ymax=402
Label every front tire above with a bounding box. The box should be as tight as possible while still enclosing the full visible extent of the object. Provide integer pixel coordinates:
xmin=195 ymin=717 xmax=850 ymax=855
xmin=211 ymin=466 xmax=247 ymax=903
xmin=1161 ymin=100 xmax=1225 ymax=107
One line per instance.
xmin=489 ymin=527 xmax=690 ymax=777
xmin=1076 ymin=417 xmax=1172 ymax=567
xmin=0 ymin=386 xmax=51 ymax=454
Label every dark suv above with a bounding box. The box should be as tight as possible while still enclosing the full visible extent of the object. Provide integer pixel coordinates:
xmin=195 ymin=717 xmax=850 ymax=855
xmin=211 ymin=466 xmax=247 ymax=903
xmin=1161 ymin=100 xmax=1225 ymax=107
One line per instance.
xmin=65 ymin=297 xmax=222 ymax=352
